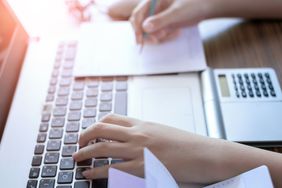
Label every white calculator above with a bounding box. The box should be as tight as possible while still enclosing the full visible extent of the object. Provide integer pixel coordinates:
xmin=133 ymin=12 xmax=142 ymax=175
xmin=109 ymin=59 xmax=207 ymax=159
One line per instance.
xmin=202 ymin=68 xmax=282 ymax=145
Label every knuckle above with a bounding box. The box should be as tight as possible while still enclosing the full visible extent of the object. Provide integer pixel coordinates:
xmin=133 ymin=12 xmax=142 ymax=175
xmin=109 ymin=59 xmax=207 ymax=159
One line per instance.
xmin=93 ymin=122 xmax=106 ymax=132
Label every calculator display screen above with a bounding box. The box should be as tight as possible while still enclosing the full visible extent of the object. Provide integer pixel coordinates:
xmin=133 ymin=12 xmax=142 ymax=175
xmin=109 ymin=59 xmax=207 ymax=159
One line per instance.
xmin=218 ymin=75 xmax=230 ymax=97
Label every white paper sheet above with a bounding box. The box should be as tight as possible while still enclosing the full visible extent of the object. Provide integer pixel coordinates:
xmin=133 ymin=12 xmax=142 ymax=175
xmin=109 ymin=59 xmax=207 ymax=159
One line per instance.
xmin=74 ymin=22 xmax=207 ymax=76
xmin=204 ymin=166 xmax=274 ymax=188
xmin=108 ymin=168 xmax=145 ymax=188
xmin=108 ymin=148 xmax=178 ymax=188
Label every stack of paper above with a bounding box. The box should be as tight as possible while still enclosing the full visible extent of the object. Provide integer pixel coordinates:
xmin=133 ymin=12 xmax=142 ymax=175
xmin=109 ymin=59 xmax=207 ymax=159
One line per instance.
xmin=108 ymin=148 xmax=274 ymax=188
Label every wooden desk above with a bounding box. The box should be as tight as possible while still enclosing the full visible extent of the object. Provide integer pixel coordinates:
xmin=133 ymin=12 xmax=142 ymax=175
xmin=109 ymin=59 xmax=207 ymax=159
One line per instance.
xmin=202 ymin=19 xmax=282 ymax=153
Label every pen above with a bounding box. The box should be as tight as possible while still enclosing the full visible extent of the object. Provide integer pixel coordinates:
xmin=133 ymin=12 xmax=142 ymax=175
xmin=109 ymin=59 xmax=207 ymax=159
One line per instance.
xmin=140 ymin=0 xmax=158 ymax=53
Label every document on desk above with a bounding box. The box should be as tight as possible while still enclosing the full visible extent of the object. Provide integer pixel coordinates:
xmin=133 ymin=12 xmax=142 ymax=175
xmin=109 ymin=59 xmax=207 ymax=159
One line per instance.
xmin=74 ymin=22 xmax=207 ymax=76
xmin=108 ymin=148 xmax=178 ymax=188
xmin=108 ymin=148 xmax=273 ymax=188
xmin=204 ymin=166 xmax=273 ymax=188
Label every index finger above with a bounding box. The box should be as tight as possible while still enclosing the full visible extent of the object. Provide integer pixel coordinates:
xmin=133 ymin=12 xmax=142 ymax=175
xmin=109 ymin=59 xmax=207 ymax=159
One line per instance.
xmin=79 ymin=122 xmax=131 ymax=147
xmin=130 ymin=0 xmax=151 ymax=43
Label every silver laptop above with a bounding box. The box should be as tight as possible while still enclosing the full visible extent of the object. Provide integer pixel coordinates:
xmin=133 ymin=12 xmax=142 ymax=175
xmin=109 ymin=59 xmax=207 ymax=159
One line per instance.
xmin=0 ymin=1 xmax=206 ymax=187
xmin=1 ymin=0 xmax=282 ymax=187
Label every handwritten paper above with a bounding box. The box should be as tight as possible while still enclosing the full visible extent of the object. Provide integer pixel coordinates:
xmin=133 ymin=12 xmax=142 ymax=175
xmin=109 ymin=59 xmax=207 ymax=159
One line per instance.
xmin=74 ymin=22 xmax=207 ymax=76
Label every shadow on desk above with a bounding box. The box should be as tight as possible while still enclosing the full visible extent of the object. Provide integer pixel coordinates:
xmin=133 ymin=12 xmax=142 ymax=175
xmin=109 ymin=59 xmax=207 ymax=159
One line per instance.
xmin=204 ymin=20 xmax=282 ymax=86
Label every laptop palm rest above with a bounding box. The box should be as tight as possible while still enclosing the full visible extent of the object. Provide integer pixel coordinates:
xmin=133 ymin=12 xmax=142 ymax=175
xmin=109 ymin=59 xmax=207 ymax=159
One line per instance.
xmin=127 ymin=74 xmax=207 ymax=135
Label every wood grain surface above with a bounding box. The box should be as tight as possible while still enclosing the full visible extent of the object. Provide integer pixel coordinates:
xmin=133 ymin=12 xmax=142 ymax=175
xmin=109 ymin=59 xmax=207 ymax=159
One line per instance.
xmin=203 ymin=19 xmax=282 ymax=152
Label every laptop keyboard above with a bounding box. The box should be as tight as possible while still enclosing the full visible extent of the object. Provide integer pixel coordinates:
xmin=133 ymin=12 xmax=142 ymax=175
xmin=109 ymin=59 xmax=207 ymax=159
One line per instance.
xmin=27 ymin=41 xmax=128 ymax=188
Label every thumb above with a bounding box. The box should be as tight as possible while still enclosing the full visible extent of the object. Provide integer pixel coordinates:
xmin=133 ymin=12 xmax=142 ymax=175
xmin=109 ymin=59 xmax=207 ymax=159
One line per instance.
xmin=142 ymin=4 xmax=181 ymax=33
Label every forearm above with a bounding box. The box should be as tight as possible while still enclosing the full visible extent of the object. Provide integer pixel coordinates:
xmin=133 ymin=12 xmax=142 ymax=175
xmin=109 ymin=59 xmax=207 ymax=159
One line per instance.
xmin=211 ymin=140 xmax=282 ymax=187
xmin=209 ymin=0 xmax=282 ymax=19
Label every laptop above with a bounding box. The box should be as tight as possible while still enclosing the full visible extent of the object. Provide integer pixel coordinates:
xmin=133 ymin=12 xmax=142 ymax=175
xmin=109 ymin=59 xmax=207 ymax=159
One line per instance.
xmin=0 ymin=1 xmax=206 ymax=187
xmin=1 ymin=0 xmax=282 ymax=187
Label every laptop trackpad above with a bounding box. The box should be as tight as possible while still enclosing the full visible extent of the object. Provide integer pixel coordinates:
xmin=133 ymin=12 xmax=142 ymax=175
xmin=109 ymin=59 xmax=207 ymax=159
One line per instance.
xmin=127 ymin=75 xmax=202 ymax=133
xmin=141 ymin=87 xmax=195 ymax=132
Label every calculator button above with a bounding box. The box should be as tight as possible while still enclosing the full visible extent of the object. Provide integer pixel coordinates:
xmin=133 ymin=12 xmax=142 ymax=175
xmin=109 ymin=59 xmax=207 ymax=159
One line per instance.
xmin=263 ymin=90 xmax=269 ymax=97
xmin=235 ymin=91 xmax=240 ymax=98
xmin=261 ymin=83 xmax=266 ymax=90
xmin=264 ymin=73 xmax=270 ymax=79
xmin=258 ymin=73 xmax=263 ymax=78
xmin=268 ymin=83 xmax=274 ymax=90
xmin=256 ymin=90 xmax=262 ymax=97
xmin=248 ymin=90 xmax=254 ymax=98
xmin=240 ymin=84 xmax=245 ymax=91
xmin=270 ymin=90 xmax=276 ymax=97
xmin=241 ymin=91 xmax=247 ymax=98
xmin=251 ymin=73 xmax=256 ymax=79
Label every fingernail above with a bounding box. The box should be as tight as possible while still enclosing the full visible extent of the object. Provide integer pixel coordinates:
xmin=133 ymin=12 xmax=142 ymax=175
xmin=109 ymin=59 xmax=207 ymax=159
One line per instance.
xmin=143 ymin=21 xmax=155 ymax=32
xmin=82 ymin=170 xmax=91 ymax=178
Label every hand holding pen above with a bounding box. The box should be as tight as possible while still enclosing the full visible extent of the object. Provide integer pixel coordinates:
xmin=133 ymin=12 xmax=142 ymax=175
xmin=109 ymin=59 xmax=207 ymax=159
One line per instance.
xmin=130 ymin=0 xmax=205 ymax=46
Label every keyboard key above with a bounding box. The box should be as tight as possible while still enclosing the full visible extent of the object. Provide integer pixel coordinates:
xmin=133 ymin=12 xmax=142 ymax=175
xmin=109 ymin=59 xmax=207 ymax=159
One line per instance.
xmin=39 ymin=179 xmax=55 ymax=188
xmin=60 ymin=158 xmax=75 ymax=170
xmin=73 ymin=81 xmax=85 ymax=91
xmin=100 ymin=92 xmax=112 ymax=101
xmin=83 ymin=109 xmax=96 ymax=118
xmin=57 ymin=186 xmax=72 ymax=188
xmin=101 ymin=82 xmax=113 ymax=91
xmin=56 ymin=97 xmax=68 ymax=106
xmin=111 ymin=159 xmax=123 ymax=164
xmin=52 ymin=69 xmax=60 ymax=77
xmin=68 ymin=111 xmax=81 ymax=121
xmin=74 ymin=181 xmax=90 ymax=188
xmin=58 ymin=87 xmax=70 ymax=96
xmin=92 ymin=179 xmax=107 ymax=188
xmin=49 ymin=128 xmax=63 ymax=139
xmin=34 ymin=145 xmax=45 ymax=154
xmin=62 ymin=145 xmax=77 ymax=157
xmin=70 ymin=101 xmax=83 ymax=110
xmin=32 ymin=156 xmax=42 ymax=166
xmin=76 ymin=167 xmax=90 ymax=179
xmin=82 ymin=118 xmax=95 ymax=129
xmin=98 ymin=112 xmax=110 ymax=120
xmin=29 ymin=168 xmax=40 ymax=178
xmin=46 ymin=94 xmax=54 ymax=102
xmin=37 ymin=133 xmax=47 ymax=143
xmin=87 ymin=78 xmax=99 ymax=88
xmin=86 ymin=89 xmax=98 ymax=97
xmin=94 ymin=159 xmax=109 ymax=168
xmin=51 ymin=117 xmax=65 ymax=127
xmin=48 ymin=86 xmax=56 ymax=94
xmin=57 ymin=172 xmax=73 ymax=184
xmin=63 ymin=61 xmax=74 ymax=69
xmin=71 ymin=92 xmax=83 ymax=100
xmin=41 ymin=166 xmax=57 ymax=177
xmin=39 ymin=123 xmax=49 ymax=132
xmin=47 ymin=140 xmax=61 ymax=151
xmin=66 ymin=122 xmax=80 ymax=132
xmin=114 ymin=92 xmax=127 ymax=115
xmin=85 ymin=98 xmax=97 ymax=107
xmin=77 ymin=159 xmax=92 ymax=166
xmin=64 ymin=133 xmax=78 ymax=144
xmin=50 ymin=77 xmax=58 ymax=85
xmin=53 ymin=107 xmax=67 ymax=117
xmin=41 ymin=114 xmax=51 ymax=122
xmin=99 ymin=102 xmax=112 ymax=112
xmin=115 ymin=81 xmax=127 ymax=91
xmin=61 ymin=69 xmax=73 ymax=78
xmin=44 ymin=153 xmax=60 ymax=164
xmin=60 ymin=78 xmax=72 ymax=87
xmin=27 ymin=180 xmax=38 ymax=188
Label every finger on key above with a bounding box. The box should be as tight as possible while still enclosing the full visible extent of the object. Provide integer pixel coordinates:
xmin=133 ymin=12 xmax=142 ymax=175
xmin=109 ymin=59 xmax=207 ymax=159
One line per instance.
xmin=79 ymin=122 xmax=131 ymax=147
